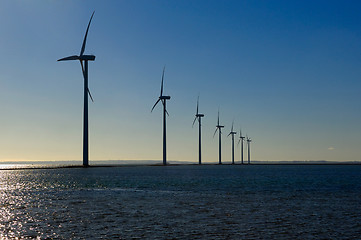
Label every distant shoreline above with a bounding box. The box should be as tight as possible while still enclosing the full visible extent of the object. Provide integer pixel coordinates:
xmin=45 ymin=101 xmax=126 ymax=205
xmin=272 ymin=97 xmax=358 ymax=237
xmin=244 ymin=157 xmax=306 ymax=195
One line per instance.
xmin=1 ymin=161 xmax=361 ymax=171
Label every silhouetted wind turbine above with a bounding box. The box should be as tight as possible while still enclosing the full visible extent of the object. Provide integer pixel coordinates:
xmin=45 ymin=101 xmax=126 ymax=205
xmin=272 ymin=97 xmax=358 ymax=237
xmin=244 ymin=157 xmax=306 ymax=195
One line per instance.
xmin=213 ymin=110 xmax=224 ymax=164
xmin=238 ymin=128 xmax=245 ymax=164
xmin=246 ymin=135 xmax=252 ymax=164
xmin=151 ymin=66 xmax=171 ymax=166
xmin=227 ymin=122 xmax=237 ymax=164
xmin=192 ymin=96 xmax=204 ymax=165
xmin=58 ymin=12 xmax=95 ymax=167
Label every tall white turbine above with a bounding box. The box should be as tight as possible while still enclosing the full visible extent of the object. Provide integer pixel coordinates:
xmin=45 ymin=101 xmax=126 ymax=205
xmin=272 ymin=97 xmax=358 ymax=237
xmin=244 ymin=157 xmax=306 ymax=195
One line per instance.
xmin=213 ymin=110 xmax=224 ymax=164
xmin=227 ymin=122 xmax=237 ymax=164
xmin=151 ymin=66 xmax=171 ymax=166
xmin=192 ymin=96 xmax=204 ymax=164
xmin=238 ymin=128 xmax=245 ymax=164
xmin=58 ymin=12 xmax=95 ymax=167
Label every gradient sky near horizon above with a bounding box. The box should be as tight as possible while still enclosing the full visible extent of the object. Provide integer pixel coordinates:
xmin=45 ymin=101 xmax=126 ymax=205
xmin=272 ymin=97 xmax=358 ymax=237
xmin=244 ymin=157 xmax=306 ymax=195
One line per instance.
xmin=0 ymin=0 xmax=361 ymax=163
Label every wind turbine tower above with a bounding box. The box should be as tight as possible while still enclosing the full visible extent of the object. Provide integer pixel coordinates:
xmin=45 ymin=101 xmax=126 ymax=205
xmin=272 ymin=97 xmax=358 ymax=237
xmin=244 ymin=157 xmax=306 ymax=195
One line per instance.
xmin=213 ymin=110 xmax=224 ymax=164
xmin=247 ymin=136 xmax=252 ymax=164
xmin=227 ymin=122 xmax=237 ymax=164
xmin=192 ymin=96 xmax=204 ymax=164
xmin=151 ymin=66 xmax=171 ymax=165
xmin=238 ymin=128 xmax=245 ymax=164
xmin=58 ymin=12 xmax=95 ymax=167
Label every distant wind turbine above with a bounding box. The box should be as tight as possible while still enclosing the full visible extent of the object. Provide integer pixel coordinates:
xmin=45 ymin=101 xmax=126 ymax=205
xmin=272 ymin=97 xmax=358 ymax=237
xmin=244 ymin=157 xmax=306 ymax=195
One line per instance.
xmin=227 ymin=122 xmax=237 ymax=164
xmin=151 ymin=66 xmax=171 ymax=166
xmin=192 ymin=96 xmax=204 ymax=165
xmin=213 ymin=110 xmax=224 ymax=164
xmin=246 ymin=135 xmax=252 ymax=164
xmin=238 ymin=128 xmax=245 ymax=164
xmin=58 ymin=12 xmax=95 ymax=167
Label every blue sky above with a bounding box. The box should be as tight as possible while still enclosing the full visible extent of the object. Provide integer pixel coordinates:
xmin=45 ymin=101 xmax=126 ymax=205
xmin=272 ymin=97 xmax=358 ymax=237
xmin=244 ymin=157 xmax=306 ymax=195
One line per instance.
xmin=0 ymin=0 xmax=360 ymax=163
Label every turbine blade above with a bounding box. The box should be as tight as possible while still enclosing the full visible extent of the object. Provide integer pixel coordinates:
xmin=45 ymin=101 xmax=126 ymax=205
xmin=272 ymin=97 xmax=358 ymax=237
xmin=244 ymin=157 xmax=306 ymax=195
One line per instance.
xmin=80 ymin=60 xmax=85 ymax=78
xmin=57 ymin=55 xmax=79 ymax=61
xmin=160 ymin=66 xmax=165 ymax=96
xmin=227 ymin=132 xmax=231 ymax=137
xmin=80 ymin=11 xmax=95 ymax=56
xmin=192 ymin=116 xmax=197 ymax=127
xmin=79 ymin=62 xmax=94 ymax=102
xmin=213 ymin=128 xmax=218 ymax=137
xmin=231 ymin=121 xmax=234 ymax=132
xmin=196 ymin=95 xmax=199 ymax=115
xmin=151 ymin=98 xmax=161 ymax=112
xmin=87 ymin=88 xmax=94 ymax=102
xmin=237 ymin=138 xmax=241 ymax=145
xmin=161 ymin=99 xmax=169 ymax=116
xmin=217 ymin=109 xmax=220 ymax=126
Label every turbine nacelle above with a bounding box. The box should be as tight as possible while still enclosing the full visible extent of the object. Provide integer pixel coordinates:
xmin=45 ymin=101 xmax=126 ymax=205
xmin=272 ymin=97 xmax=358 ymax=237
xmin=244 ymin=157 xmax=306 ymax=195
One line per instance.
xmin=80 ymin=55 xmax=96 ymax=61
xmin=196 ymin=114 xmax=204 ymax=117
xmin=228 ymin=131 xmax=237 ymax=137
xmin=160 ymin=96 xmax=171 ymax=100
xmin=58 ymin=54 xmax=96 ymax=62
xmin=213 ymin=125 xmax=224 ymax=137
xmin=237 ymin=135 xmax=245 ymax=145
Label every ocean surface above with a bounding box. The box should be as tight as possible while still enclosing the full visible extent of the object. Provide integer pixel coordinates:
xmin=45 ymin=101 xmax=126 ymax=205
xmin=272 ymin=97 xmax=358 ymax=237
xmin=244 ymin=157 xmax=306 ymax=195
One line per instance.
xmin=1 ymin=164 xmax=360 ymax=239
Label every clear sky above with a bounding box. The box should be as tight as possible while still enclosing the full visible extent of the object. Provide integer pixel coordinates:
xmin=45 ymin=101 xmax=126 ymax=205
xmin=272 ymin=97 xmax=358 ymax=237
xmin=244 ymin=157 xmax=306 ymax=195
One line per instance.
xmin=0 ymin=0 xmax=360 ymax=163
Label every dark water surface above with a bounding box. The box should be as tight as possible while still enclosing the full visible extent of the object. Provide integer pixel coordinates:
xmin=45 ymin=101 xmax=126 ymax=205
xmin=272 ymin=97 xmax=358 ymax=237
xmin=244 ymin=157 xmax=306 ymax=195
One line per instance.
xmin=1 ymin=165 xmax=360 ymax=239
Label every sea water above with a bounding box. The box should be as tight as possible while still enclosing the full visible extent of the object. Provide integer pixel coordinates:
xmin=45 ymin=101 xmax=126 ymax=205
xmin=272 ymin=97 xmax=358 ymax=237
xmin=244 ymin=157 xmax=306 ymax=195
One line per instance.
xmin=1 ymin=164 xmax=360 ymax=239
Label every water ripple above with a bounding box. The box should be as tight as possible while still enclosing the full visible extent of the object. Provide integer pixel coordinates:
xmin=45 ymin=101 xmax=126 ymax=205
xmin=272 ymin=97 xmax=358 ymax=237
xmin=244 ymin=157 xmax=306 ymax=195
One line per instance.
xmin=0 ymin=165 xmax=360 ymax=239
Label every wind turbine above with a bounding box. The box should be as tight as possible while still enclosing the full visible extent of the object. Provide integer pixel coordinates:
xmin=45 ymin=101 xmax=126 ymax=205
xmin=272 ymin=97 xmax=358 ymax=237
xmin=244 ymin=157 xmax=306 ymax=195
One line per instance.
xmin=238 ymin=128 xmax=245 ymax=164
xmin=246 ymin=135 xmax=252 ymax=164
xmin=58 ymin=12 xmax=95 ymax=167
xmin=213 ymin=110 xmax=224 ymax=164
xmin=227 ymin=122 xmax=237 ymax=164
xmin=192 ymin=96 xmax=204 ymax=165
xmin=151 ymin=66 xmax=171 ymax=166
